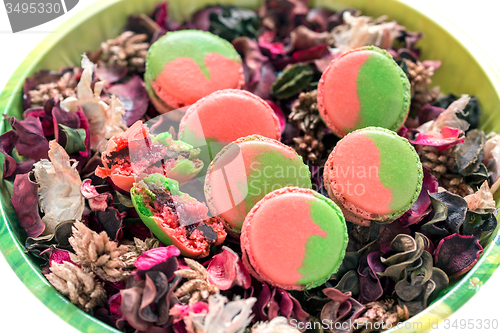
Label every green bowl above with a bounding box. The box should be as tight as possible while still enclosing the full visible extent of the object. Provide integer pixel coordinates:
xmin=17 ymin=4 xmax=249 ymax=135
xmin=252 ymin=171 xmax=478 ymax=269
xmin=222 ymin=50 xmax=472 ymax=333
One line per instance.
xmin=1 ymin=0 xmax=500 ymax=332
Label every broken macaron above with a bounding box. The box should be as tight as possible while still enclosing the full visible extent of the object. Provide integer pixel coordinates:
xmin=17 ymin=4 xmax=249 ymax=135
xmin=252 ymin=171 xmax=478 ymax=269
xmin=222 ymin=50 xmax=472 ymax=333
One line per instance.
xmin=317 ymin=46 xmax=411 ymax=137
xmin=145 ymin=30 xmax=244 ymax=113
xmin=131 ymin=173 xmax=226 ymax=258
xmin=240 ymin=187 xmax=348 ymax=290
xmin=204 ymin=135 xmax=312 ymax=235
xmin=323 ymin=127 xmax=423 ymax=226
xmin=96 ymin=121 xmax=203 ymax=192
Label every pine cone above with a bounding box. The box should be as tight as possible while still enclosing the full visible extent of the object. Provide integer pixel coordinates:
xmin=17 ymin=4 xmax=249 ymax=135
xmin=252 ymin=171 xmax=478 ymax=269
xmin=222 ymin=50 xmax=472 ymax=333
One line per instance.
xmin=99 ymin=31 xmax=150 ymax=72
xmin=419 ymin=146 xmax=454 ymax=180
xmin=28 ymin=69 xmax=80 ymax=107
xmin=289 ymin=90 xmax=322 ymax=133
xmin=122 ymin=237 xmax=160 ymax=275
xmin=441 ymin=173 xmax=474 ymax=197
xmin=412 ymin=86 xmax=440 ymax=112
xmin=405 ymin=60 xmax=435 ymax=97
xmin=293 ymin=130 xmax=326 ymax=163
xmin=174 ymin=258 xmax=219 ymax=305
xmin=45 ymin=261 xmax=106 ymax=312
xmin=354 ymin=299 xmax=409 ymax=332
xmin=69 ymin=221 xmax=129 ymax=282
xmin=419 ymin=146 xmax=474 ymax=196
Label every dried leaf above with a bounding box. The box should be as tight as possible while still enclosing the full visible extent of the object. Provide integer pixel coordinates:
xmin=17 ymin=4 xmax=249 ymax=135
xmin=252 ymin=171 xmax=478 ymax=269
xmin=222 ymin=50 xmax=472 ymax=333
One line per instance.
xmin=421 ymin=191 xmax=468 ymax=236
xmin=271 ymin=63 xmax=314 ymax=99
xmin=453 ymin=129 xmax=486 ymax=176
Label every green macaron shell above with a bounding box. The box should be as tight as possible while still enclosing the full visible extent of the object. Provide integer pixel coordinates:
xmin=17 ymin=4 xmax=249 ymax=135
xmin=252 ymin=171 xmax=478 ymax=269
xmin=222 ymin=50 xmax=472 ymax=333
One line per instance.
xmin=131 ymin=174 xmax=183 ymax=246
xmin=298 ymin=194 xmax=348 ymax=288
xmin=146 ymin=30 xmax=241 ymax=80
xmin=364 ymin=127 xmax=423 ymax=220
xmin=355 ymin=46 xmax=411 ymax=132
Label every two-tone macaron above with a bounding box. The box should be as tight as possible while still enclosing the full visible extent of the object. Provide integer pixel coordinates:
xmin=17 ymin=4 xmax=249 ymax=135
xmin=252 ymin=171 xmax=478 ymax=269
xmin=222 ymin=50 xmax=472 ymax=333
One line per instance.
xmin=240 ymin=187 xmax=348 ymax=290
xmin=323 ymin=127 xmax=423 ymax=226
xmin=145 ymin=30 xmax=244 ymax=113
xmin=317 ymin=46 xmax=411 ymax=137
xmin=179 ymin=89 xmax=282 ymax=172
xmin=204 ymin=135 xmax=312 ymax=235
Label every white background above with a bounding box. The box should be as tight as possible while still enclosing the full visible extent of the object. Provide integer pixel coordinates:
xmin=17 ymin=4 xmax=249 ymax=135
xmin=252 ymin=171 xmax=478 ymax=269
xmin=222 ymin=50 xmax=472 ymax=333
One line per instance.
xmin=0 ymin=0 xmax=499 ymax=332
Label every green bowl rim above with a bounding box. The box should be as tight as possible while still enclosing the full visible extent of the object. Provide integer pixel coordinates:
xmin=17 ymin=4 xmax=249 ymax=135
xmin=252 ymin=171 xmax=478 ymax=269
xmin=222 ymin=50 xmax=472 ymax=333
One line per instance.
xmin=1 ymin=0 xmax=500 ymax=332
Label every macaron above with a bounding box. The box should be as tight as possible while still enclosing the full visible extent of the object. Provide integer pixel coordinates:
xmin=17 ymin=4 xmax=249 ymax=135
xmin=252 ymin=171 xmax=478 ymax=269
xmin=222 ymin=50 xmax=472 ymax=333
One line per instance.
xmin=179 ymin=89 xmax=282 ymax=172
xmin=145 ymin=30 xmax=244 ymax=113
xmin=317 ymin=46 xmax=411 ymax=137
xmin=323 ymin=127 xmax=423 ymax=226
xmin=95 ymin=121 xmax=203 ymax=192
xmin=240 ymin=187 xmax=348 ymax=290
xmin=204 ymin=135 xmax=312 ymax=235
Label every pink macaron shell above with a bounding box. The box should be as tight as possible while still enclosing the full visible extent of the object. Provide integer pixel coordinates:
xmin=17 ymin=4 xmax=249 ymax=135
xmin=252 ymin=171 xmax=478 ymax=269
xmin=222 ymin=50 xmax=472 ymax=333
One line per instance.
xmin=240 ymin=187 xmax=316 ymax=290
xmin=179 ymin=89 xmax=282 ymax=143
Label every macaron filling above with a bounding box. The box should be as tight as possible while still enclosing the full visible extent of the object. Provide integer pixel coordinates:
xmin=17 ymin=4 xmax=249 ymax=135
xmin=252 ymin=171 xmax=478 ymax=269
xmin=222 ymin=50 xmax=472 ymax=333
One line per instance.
xmin=96 ymin=121 xmax=203 ymax=191
xmin=241 ymin=187 xmax=348 ymax=290
xmin=318 ymin=46 xmax=411 ymax=137
xmin=131 ymin=174 xmax=226 ymax=258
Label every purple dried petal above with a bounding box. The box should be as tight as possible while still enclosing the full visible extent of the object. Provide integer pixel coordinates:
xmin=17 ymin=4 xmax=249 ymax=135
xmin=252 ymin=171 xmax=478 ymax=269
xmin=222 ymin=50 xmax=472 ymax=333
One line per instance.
xmin=136 ymin=247 xmax=180 ymax=280
xmin=0 ymin=130 xmax=19 ymax=178
xmin=11 ymin=173 xmax=45 ymax=238
xmin=48 ymin=249 xmax=75 ymax=266
xmin=109 ymin=292 xmax=122 ymax=317
xmin=290 ymin=26 xmax=328 ymax=51
xmin=233 ymin=37 xmax=268 ymax=87
xmin=265 ymin=100 xmax=285 ymax=133
xmin=434 ymin=233 xmax=483 ymax=278
xmin=121 ymin=282 xmax=151 ymax=331
xmin=253 ymin=283 xmax=272 ymax=321
xmin=417 ymin=104 xmax=445 ymax=125
xmin=323 ymin=288 xmax=351 ymax=304
xmin=408 ymin=126 xmax=465 ymax=149
xmin=249 ymin=62 xmax=276 ymax=100
xmin=400 ymin=168 xmax=438 ymax=227
xmin=108 ymin=76 xmax=149 ymax=127
xmin=95 ymin=61 xmax=128 ymax=83
xmin=293 ymin=44 xmax=328 ymax=62
xmin=314 ymin=52 xmax=337 ymax=73
xmin=190 ymin=6 xmax=223 ymax=31
xmin=206 ymin=246 xmax=251 ymax=290
xmin=306 ymin=7 xmax=335 ymax=32
xmin=10 ymin=116 xmax=49 ymax=161
xmin=358 ymin=252 xmax=384 ymax=302
xmin=96 ymin=207 xmax=124 ymax=240
xmin=258 ymin=31 xmax=285 ymax=59
xmin=422 ymin=60 xmax=442 ymax=71
xmin=23 ymin=99 xmax=56 ymax=137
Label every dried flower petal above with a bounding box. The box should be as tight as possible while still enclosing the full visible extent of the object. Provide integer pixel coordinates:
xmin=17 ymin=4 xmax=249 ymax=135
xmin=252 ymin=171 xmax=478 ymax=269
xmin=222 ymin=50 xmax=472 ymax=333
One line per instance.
xmin=11 ymin=173 xmax=45 ymax=238
xmin=252 ymin=316 xmax=301 ymax=333
xmin=108 ymin=75 xmax=149 ymax=127
xmin=10 ymin=116 xmax=50 ymax=161
xmin=434 ymin=233 xmax=483 ymax=278
xmin=33 ymin=141 xmax=84 ymax=235
xmin=61 ymin=54 xmax=127 ymax=149
xmin=399 ymin=168 xmax=438 ymax=227
xmin=329 ymin=12 xmax=403 ymax=54
xmin=135 ymin=245 xmax=181 ymax=274
xmin=189 ymin=294 xmax=256 ymax=333
xmin=464 ymin=181 xmax=496 ymax=211
xmin=207 ymin=246 xmax=251 ymax=290
xmin=421 ymin=191 xmax=468 ymax=236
